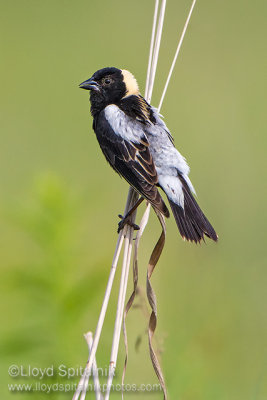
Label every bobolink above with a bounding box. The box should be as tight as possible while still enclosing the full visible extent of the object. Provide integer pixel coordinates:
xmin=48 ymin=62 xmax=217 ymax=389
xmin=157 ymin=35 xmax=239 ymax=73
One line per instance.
xmin=79 ymin=67 xmax=217 ymax=243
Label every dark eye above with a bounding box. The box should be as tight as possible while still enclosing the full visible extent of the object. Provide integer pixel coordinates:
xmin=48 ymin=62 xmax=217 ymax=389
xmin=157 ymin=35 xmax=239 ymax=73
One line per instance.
xmin=103 ymin=77 xmax=111 ymax=85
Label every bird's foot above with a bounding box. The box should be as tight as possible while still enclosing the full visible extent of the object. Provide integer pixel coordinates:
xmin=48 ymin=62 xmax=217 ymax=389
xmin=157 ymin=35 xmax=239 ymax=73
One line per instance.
xmin=117 ymin=214 xmax=140 ymax=233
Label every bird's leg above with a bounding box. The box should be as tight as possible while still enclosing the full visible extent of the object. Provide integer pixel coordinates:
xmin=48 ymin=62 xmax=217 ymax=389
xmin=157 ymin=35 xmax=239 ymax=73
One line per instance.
xmin=118 ymin=197 xmax=145 ymax=233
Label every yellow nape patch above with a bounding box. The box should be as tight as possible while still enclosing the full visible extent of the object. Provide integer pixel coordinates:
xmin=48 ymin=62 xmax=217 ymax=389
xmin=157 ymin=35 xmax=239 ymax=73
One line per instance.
xmin=121 ymin=69 xmax=139 ymax=97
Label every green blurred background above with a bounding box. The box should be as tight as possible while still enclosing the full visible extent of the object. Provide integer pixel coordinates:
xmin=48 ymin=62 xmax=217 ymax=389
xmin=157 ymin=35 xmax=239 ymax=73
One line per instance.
xmin=1 ymin=0 xmax=266 ymax=398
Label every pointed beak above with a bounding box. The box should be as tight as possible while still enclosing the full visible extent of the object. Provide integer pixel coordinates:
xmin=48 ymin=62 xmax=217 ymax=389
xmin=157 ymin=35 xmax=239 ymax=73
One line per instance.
xmin=79 ymin=78 xmax=100 ymax=92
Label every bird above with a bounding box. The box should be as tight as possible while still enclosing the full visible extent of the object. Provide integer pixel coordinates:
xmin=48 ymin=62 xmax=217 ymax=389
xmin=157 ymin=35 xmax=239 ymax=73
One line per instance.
xmin=79 ymin=67 xmax=218 ymax=243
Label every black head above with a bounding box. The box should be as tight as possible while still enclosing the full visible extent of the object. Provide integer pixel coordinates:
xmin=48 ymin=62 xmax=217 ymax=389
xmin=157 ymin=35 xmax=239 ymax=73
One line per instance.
xmin=79 ymin=67 xmax=139 ymax=115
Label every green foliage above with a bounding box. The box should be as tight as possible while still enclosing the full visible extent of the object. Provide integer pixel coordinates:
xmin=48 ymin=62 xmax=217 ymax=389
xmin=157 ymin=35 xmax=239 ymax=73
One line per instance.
xmin=0 ymin=174 xmax=108 ymax=398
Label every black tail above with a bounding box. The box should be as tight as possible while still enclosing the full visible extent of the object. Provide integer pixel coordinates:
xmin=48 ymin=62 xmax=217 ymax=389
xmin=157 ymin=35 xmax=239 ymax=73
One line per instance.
xmin=168 ymin=178 xmax=218 ymax=243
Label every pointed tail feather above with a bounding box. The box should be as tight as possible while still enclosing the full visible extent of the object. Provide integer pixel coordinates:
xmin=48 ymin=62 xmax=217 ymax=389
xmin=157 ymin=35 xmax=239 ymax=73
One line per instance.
xmin=168 ymin=179 xmax=218 ymax=243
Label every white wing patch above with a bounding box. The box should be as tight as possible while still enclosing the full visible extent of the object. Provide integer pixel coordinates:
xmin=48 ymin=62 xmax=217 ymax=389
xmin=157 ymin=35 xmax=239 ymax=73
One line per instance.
xmin=104 ymin=104 xmax=144 ymax=143
xmin=146 ymin=107 xmax=196 ymax=200
xmin=104 ymin=103 xmax=196 ymax=208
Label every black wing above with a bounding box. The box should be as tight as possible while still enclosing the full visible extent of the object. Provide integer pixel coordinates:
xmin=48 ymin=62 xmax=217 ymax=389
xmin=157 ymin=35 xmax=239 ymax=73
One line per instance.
xmin=93 ymin=110 xmax=169 ymax=217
